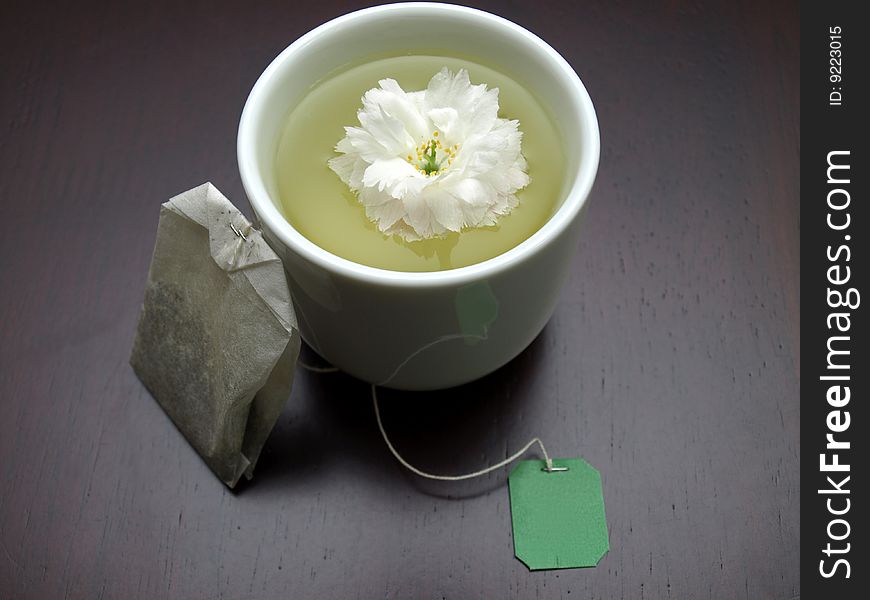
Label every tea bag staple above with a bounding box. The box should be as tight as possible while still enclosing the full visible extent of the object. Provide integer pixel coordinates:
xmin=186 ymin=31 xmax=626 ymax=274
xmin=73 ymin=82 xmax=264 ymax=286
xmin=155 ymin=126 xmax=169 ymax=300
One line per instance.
xmin=131 ymin=182 xmax=300 ymax=488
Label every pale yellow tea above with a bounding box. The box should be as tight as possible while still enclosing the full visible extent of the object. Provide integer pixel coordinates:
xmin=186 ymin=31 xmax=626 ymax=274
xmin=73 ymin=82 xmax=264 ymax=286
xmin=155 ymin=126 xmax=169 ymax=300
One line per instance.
xmin=275 ymin=54 xmax=567 ymax=272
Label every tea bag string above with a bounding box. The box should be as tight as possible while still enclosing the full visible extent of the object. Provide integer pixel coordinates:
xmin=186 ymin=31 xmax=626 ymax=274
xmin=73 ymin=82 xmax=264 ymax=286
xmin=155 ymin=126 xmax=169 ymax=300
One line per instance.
xmin=298 ymin=331 xmax=567 ymax=479
xmin=371 ymin=384 xmax=559 ymax=480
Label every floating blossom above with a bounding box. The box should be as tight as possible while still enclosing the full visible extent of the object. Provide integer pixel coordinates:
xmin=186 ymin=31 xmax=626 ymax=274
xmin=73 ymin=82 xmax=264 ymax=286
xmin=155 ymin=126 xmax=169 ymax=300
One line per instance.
xmin=328 ymin=68 xmax=530 ymax=241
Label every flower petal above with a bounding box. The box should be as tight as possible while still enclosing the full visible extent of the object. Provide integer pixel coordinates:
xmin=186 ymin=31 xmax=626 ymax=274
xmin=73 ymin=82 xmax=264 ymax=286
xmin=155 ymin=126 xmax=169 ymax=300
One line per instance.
xmin=358 ymin=103 xmax=414 ymax=156
xmin=366 ymin=79 xmax=429 ymax=140
xmin=427 ymin=107 xmax=459 ymax=139
xmin=360 ymin=187 xmax=406 ymax=229
xmin=362 ymin=157 xmax=418 ymax=193
xmin=424 ymin=68 xmax=498 ymax=142
xmin=424 ymin=187 xmax=464 ymax=232
xmin=345 ymin=126 xmax=393 ymax=163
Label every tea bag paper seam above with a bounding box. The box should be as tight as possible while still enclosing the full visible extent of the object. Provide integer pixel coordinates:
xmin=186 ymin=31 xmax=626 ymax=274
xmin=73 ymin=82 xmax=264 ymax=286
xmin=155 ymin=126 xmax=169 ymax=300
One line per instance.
xmin=165 ymin=183 xmax=296 ymax=332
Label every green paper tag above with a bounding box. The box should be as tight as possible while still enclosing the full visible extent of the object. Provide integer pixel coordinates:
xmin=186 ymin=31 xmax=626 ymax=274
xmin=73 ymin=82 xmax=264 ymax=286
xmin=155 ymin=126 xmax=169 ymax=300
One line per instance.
xmin=508 ymin=458 xmax=609 ymax=570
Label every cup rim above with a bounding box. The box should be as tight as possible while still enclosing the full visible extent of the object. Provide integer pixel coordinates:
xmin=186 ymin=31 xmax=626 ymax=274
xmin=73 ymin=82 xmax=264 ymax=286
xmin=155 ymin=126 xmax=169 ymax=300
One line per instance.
xmin=238 ymin=2 xmax=599 ymax=289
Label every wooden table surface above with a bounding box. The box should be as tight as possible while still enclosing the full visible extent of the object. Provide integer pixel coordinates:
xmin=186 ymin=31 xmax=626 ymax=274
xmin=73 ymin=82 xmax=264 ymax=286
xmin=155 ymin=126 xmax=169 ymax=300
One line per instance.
xmin=0 ymin=1 xmax=799 ymax=598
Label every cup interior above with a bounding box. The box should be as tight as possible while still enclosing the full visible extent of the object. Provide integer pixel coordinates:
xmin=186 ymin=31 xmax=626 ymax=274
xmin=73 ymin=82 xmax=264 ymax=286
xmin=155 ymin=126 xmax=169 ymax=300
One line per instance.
xmin=239 ymin=2 xmax=599 ymax=284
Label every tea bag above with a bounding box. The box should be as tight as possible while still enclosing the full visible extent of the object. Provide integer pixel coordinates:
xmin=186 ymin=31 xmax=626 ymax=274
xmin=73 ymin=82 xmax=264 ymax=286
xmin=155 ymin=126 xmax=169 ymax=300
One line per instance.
xmin=130 ymin=182 xmax=300 ymax=488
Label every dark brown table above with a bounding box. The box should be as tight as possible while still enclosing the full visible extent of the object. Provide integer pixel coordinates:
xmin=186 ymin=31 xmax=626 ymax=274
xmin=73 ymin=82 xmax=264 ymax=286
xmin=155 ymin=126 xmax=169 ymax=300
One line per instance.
xmin=0 ymin=1 xmax=799 ymax=597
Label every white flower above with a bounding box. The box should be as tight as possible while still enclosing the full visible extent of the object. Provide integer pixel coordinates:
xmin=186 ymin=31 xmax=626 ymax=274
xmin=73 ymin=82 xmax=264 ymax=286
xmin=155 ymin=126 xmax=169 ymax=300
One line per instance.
xmin=328 ymin=68 xmax=530 ymax=241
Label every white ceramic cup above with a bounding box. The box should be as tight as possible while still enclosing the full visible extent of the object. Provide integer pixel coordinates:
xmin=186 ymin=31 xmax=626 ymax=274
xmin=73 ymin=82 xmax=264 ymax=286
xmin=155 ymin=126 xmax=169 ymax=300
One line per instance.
xmin=238 ymin=2 xmax=599 ymax=390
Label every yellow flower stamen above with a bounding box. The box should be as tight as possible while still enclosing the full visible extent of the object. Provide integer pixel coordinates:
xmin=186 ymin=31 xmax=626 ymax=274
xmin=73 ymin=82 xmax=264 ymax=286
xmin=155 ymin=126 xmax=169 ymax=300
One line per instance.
xmin=412 ymin=133 xmax=459 ymax=175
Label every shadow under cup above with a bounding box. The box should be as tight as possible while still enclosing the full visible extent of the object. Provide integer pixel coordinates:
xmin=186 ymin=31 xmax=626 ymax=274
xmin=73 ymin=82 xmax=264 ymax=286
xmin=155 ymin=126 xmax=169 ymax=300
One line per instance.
xmin=238 ymin=3 xmax=599 ymax=390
